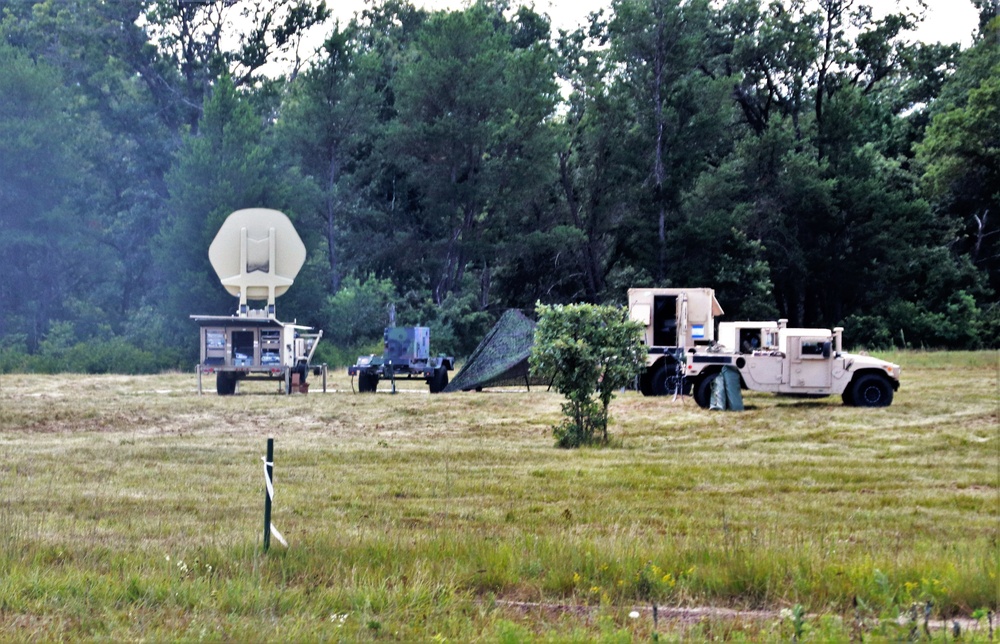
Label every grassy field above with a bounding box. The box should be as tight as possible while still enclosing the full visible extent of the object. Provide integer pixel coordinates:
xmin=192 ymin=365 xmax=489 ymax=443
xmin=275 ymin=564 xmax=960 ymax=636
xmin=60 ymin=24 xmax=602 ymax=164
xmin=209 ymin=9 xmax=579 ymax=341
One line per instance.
xmin=0 ymin=351 xmax=997 ymax=641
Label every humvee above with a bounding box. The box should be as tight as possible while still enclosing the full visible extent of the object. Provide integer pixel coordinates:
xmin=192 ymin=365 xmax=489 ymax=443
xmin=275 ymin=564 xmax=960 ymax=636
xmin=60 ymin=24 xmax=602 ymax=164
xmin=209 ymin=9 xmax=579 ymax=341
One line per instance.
xmin=685 ymin=320 xmax=901 ymax=408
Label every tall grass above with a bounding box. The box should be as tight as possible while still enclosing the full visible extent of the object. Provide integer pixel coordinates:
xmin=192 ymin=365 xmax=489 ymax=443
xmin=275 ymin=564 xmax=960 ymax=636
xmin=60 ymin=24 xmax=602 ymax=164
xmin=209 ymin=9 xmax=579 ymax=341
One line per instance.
xmin=0 ymin=353 xmax=997 ymax=640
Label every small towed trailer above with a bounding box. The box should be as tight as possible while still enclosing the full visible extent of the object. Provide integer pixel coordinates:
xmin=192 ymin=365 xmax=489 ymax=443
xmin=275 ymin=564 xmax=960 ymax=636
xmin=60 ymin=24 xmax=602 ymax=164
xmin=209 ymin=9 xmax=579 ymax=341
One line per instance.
xmin=349 ymin=326 xmax=453 ymax=393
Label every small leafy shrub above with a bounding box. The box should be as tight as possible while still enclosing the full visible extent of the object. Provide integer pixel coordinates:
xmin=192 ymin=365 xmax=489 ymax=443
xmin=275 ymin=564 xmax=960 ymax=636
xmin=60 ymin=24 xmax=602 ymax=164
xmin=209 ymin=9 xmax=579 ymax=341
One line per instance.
xmin=530 ymin=303 xmax=646 ymax=448
xmin=0 ymin=334 xmax=30 ymax=373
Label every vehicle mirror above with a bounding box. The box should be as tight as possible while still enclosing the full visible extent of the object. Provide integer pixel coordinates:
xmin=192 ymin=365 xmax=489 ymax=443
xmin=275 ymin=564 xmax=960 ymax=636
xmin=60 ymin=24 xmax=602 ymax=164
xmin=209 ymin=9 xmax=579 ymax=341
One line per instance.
xmin=822 ymin=341 xmax=832 ymax=358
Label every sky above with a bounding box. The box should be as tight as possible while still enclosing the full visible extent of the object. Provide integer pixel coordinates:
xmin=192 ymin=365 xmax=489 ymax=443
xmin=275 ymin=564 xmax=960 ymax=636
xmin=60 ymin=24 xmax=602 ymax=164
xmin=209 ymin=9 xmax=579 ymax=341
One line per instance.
xmin=264 ymin=0 xmax=980 ymax=78
xmin=323 ymin=0 xmax=981 ymax=46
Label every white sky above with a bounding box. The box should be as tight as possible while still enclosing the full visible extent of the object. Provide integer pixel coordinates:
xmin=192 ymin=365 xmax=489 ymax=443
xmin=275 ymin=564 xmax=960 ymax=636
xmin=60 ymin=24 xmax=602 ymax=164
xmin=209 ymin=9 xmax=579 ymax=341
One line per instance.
xmin=268 ymin=0 xmax=978 ymax=77
xmin=323 ymin=0 xmax=980 ymax=46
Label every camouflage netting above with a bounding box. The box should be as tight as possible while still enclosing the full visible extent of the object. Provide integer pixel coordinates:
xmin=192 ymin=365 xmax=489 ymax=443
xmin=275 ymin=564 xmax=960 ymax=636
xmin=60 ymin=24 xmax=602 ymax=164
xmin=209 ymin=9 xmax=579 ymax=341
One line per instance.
xmin=443 ymin=309 xmax=550 ymax=392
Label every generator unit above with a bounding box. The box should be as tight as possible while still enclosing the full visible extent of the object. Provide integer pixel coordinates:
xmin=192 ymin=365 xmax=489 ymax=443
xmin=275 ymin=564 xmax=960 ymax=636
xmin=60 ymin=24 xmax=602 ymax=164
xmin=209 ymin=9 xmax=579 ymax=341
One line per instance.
xmin=191 ymin=208 xmax=324 ymax=395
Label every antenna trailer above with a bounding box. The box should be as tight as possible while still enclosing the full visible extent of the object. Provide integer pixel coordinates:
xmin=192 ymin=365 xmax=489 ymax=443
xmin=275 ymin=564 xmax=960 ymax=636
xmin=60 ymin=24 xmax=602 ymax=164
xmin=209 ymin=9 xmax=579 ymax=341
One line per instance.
xmin=190 ymin=208 xmax=325 ymax=395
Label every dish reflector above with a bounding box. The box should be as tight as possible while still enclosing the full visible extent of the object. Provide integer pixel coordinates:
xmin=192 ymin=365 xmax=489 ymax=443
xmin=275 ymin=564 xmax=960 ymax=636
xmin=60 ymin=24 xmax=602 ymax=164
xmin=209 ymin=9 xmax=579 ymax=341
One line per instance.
xmin=208 ymin=209 xmax=306 ymax=307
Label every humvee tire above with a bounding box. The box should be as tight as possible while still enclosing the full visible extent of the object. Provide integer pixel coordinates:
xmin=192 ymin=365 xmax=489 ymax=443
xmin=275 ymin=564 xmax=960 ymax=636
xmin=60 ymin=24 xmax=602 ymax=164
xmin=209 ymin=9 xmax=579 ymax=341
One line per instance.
xmin=650 ymin=361 xmax=682 ymax=397
xmin=638 ymin=370 xmax=653 ymax=396
xmin=849 ymin=373 xmax=893 ymax=407
xmin=841 ymin=387 xmax=854 ymax=406
xmin=693 ymin=373 xmax=717 ymax=409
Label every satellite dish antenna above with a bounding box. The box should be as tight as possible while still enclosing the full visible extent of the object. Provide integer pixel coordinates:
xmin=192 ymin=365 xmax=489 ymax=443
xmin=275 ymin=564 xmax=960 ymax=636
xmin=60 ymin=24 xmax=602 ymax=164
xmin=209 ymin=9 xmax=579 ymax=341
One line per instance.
xmin=208 ymin=208 xmax=306 ymax=317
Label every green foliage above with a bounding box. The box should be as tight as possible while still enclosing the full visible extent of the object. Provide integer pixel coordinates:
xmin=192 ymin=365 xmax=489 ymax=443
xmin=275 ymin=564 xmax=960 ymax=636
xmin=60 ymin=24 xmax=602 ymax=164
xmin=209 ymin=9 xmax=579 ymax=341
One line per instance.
xmin=316 ymin=275 xmax=398 ymax=366
xmin=396 ymin=277 xmax=495 ymax=358
xmin=917 ymin=25 xmax=1000 ymax=293
xmin=321 ymin=275 xmax=398 ymax=347
xmin=0 ymin=43 xmax=90 ymax=350
xmin=603 ymin=0 xmax=732 ymax=284
xmin=0 ymin=334 xmax=30 ymax=374
xmin=315 ymin=273 xmax=495 ymax=364
xmin=530 ymin=303 xmax=646 ymax=448
xmin=844 ymin=290 xmax=994 ymax=350
xmin=2 ymin=0 xmax=999 ymax=370
xmin=0 ymin=321 xmax=172 ymax=374
xmin=386 ymin=2 xmax=559 ymax=305
xmin=275 ymin=21 xmax=385 ymax=296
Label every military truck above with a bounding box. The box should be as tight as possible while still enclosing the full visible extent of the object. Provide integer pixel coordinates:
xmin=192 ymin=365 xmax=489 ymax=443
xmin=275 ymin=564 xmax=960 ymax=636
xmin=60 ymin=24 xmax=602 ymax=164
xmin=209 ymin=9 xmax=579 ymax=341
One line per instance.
xmin=191 ymin=208 xmax=325 ymax=395
xmin=628 ymin=288 xmax=724 ymax=396
xmin=684 ymin=320 xmax=901 ymax=408
xmin=348 ymin=326 xmax=454 ymax=393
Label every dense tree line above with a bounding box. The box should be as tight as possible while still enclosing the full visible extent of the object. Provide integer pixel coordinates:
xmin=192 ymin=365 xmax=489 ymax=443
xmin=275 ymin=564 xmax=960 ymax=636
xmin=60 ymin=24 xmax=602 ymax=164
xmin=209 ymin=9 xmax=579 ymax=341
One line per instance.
xmin=1 ymin=0 xmax=997 ymax=373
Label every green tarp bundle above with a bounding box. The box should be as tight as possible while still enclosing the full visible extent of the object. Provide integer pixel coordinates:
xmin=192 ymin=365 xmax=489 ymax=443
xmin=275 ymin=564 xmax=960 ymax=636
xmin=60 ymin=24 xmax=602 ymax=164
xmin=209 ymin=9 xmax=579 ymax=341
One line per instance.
xmin=443 ymin=309 xmax=548 ymax=392
xmin=709 ymin=365 xmax=744 ymax=411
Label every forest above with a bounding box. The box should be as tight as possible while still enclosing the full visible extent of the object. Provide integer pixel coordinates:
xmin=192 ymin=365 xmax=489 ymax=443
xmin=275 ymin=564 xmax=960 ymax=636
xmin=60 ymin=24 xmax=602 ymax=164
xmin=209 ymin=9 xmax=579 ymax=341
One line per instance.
xmin=1 ymin=0 xmax=998 ymax=374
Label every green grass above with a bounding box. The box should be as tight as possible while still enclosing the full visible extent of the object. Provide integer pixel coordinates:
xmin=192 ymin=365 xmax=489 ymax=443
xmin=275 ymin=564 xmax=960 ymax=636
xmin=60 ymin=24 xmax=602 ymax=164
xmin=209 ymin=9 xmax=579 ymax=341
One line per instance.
xmin=0 ymin=352 xmax=998 ymax=641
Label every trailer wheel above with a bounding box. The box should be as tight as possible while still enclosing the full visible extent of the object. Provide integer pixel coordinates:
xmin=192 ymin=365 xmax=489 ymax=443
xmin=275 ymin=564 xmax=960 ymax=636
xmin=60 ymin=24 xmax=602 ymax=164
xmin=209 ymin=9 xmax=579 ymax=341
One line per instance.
xmin=357 ymin=372 xmax=378 ymax=393
xmin=429 ymin=366 xmax=449 ymax=393
xmin=849 ymin=373 xmax=893 ymax=407
xmin=216 ymin=372 xmax=236 ymax=396
xmin=693 ymin=373 xmax=717 ymax=409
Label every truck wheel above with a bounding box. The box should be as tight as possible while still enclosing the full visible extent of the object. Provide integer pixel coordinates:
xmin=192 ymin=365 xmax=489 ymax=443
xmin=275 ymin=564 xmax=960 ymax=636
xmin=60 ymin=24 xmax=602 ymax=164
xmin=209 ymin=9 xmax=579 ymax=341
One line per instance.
xmin=216 ymin=372 xmax=236 ymax=396
xmin=638 ymin=371 xmax=653 ymax=396
xmin=849 ymin=373 xmax=893 ymax=407
xmin=693 ymin=373 xmax=717 ymax=409
xmin=650 ymin=363 xmax=682 ymax=396
xmin=841 ymin=387 xmax=855 ymax=406
xmin=429 ymin=366 xmax=449 ymax=393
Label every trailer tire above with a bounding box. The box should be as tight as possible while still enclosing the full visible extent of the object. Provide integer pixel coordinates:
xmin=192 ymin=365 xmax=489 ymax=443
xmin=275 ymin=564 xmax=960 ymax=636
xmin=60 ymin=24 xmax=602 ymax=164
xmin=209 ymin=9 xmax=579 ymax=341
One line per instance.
xmin=693 ymin=373 xmax=717 ymax=409
xmin=429 ymin=366 xmax=449 ymax=394
xmin=216 ymin=372 xmax=236 ymax=396
xmin=849 ymin=373 xmax=893 ymax=407
xmin=358 ymin=372 xmax=378 ymax=393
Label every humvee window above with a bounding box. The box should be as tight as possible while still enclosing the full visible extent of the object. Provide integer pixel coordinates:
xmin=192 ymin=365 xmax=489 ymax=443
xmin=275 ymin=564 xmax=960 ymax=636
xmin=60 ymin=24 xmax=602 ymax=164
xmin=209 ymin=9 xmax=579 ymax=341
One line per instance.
xmin=800 ymin=340 xmax=827 ymax=357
